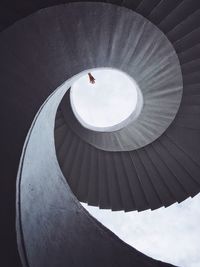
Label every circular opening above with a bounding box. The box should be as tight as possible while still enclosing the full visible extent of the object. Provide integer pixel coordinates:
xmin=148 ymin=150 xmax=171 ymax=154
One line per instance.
xmin=70 ymin=68 xmax=142 ymax=132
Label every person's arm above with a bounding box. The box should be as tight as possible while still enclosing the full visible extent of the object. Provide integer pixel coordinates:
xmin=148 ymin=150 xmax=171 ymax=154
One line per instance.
xmin=88 ymin=73 xmax=95 ymax=84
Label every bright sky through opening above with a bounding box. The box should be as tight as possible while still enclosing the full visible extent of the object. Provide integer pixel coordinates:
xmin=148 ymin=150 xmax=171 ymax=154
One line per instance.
xmin=70 ymin=69 xmax=139 ymax=130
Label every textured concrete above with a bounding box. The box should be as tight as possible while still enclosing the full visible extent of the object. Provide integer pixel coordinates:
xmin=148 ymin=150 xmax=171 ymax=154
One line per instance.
xmin=69 ymin=68 xmax=144 ymax=132
xmin=16 ymin=77 xmax=176 ymax=267
xmin=55 ymin=3 xmax=183 ymax=151
xmin=0 ymin=1 xmax=200 ymax=266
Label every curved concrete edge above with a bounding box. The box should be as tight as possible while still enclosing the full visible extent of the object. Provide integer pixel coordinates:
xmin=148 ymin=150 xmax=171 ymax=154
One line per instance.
xmin=69 ymin=68 xmax=144 ymax=132
xmin=16 ymin=82 xmax=68 ymax=267
xmin=16 ymin=76 xmax=177 ymax=267
xmin=52 ymin=2 xmax=183 ymax=151
xmin=3 ymin=2 xmax=182 ymax=153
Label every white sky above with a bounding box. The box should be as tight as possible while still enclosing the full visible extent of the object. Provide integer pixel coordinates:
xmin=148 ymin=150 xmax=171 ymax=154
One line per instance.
xmin=70 ymin=69 xmax=138 ymax=129
xmin=72 ymin=68 xmax=200 ymax=267
xmin=82 ymin=193 xmax=200 ymax=267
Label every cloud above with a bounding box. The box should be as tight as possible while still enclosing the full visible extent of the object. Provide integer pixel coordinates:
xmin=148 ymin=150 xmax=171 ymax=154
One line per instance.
xmin=75 ymin=68 xmax=200 ymax=266
xmin=71 ymin=68 xmax=138 ymax=128
xmin=82 ymin=193 xmax=200 ymax=267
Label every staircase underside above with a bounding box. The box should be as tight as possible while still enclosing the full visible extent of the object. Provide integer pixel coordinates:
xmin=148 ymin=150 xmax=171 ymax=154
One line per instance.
xmin=1 ymin=1 xmax=200 ymax=266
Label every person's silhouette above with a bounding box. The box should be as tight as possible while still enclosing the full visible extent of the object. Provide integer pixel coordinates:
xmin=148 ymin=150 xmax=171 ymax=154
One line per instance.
xmin=88 ymin=73 xmax=95 ymax=84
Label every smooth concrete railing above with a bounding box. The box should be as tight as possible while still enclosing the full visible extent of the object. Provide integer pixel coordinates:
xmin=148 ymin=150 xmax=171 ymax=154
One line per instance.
xmin=16 ymin=76 xmax=175 ymax=267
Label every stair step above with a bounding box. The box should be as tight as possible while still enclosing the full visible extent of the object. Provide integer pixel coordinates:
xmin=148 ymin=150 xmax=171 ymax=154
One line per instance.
xmin=87 ymin=146 xmax=99 ymax=206
xmin=159 ymin=1 xmax=200 ymax=34
xmin=105 ymin=153 xmax=123 ymax=211
xmin=98 ymin=150 xmax=110 ymax=209
xmin=139 ymin=148 xmax=175 ymax=207
xmin=175 ymin=114 xmax=200 ymax=130
xmin=173 ymin=27 xmax=200 ymax=53
xmin=182 ymin=84 xmax=200 ymax=96
xmin=130 ymin=151 xmax=162 ymax=210
xmin=149 ymin=0 xmax=182 ymax=25
xmin=69 ymin=140 xmax=84 ymax=194
xmin=183 ymin=71 xmax=200 ymax=85
xmin=62 ymin=132 xmax=80 ymax=183
xmin=153 ymin=141 xmax=198 ymax=197
xmin=55 ymin=116 xmax=64 ymax=129
xmin=146 ymin=144 xmax=188 ymax=202
xmin=113 ymin=152 xmax=136 ymax=212
xmin=178 ymin=104 xmax=200 ymax=115
xmin=54 ymin=124 xmax=67 ymax=151
xmin=57 ymin=129 xmax=72 ymax=166
xmin=181 ymin=58 xmax=200 ymax=75
xmin=76 ymin=144 xmax=91 ymax=202
xmin=166 ymin=127 xmax=200 ymax=170
xmin=167 ymin=9 xmax=200 ymax=43
xmin=178 ymin=43 xmax=200 ymax=64
xmin=121 ymin=153 xmax=148 ymax=211
xmin=123 ymin=0 xmax=142 ymax=10
xmin=161 ymin=136 xmax=200 ymax=188
xmin=136 ymin=0 xmax=161 ymax=18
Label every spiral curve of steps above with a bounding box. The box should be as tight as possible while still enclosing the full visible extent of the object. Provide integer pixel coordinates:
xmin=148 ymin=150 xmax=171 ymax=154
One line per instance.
xmin=53 ymin=1 xmax=200 ymax=212
xmin=1 ymin=1 xmax=200 ymax=267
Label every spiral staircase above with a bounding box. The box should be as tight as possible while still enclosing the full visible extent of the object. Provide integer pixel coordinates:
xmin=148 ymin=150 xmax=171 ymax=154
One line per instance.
xmin=1 ymin=1 xmax=200 ymax=267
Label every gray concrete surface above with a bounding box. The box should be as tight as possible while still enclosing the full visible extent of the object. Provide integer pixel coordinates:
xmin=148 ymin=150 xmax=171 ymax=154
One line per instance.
xmin=0 ymin=1 xmax=199 ymax=266
xmin=57 ymin=3 xmax=183 ymax=151
xmin=16 ymin=77 xmax=176 ymax=267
